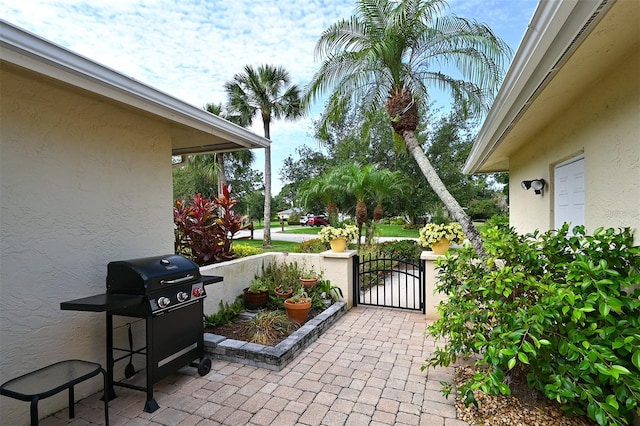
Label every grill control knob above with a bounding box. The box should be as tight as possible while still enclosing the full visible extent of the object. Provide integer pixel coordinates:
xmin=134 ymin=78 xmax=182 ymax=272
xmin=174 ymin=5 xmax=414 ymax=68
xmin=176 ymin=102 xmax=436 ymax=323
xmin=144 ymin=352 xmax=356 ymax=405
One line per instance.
xmin=157 ymin=297 xmax=171 ymax=309
xmin=192 ymin=287 xmax=204 ymax=297
xmin=177 ymin=291 xmax=189 ymax=302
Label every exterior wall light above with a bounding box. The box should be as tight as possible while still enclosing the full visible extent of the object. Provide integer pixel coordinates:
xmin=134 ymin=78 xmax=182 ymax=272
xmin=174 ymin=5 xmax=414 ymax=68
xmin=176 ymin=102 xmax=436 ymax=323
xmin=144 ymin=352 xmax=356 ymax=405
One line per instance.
xmin=521 ymin=179 xmax=546 ymax=195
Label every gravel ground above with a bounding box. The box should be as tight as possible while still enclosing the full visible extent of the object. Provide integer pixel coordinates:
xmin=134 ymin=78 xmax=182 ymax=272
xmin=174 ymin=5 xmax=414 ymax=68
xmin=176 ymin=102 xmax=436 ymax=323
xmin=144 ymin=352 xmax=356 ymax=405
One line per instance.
xmin=455 ymin=366 xmax=597 ymax=426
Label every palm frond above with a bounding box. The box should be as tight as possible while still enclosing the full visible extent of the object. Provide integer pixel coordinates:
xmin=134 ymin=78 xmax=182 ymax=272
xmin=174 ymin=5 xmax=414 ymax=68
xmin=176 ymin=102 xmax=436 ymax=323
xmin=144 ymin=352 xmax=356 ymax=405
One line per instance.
xmin=305 ymin=0 xmax=512 ymax=129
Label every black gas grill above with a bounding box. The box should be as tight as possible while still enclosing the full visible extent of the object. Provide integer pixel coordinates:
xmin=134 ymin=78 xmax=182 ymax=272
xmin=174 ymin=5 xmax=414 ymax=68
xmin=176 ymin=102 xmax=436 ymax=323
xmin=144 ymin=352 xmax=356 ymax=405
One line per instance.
xmin=61 ymin=254 xmax=222 ymax=413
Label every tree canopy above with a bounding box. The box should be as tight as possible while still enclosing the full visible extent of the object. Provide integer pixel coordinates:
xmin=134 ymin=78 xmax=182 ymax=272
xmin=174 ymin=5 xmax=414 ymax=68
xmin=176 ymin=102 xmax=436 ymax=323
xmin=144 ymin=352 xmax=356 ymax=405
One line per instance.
xmin=225 ymin=64 xmax=304 ymax=247
xmin=304 ymin=0 xmax=511 ymax=256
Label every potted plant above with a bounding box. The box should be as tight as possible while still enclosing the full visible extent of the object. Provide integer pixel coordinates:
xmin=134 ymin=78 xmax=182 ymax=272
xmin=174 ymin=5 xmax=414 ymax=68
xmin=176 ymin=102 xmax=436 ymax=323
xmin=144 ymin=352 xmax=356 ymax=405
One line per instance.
xmin=318 ymin=224 xmax=359 ymax=252
xmin=299 ymin=269 xmax=320 ymax=289
xmin=316 ymin=279 xmax=343 ymax=307
xmin=274 ymin=284 xmax=294 ymax=299
xmin=418 ymin=222 xmax=465 ymax=255
xmin=284 ymin=288 xmax=312 ymax=325
xmin=243 ymin=277 xmax=269 ymax=310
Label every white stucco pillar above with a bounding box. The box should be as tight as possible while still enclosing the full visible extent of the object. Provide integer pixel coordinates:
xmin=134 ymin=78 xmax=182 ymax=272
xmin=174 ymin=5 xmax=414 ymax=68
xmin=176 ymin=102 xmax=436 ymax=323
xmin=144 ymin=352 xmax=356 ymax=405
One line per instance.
xmin=421 ymin=251 xmax=448 ymax=320
xmin=320 ymin=250 xmax=357 ymax=309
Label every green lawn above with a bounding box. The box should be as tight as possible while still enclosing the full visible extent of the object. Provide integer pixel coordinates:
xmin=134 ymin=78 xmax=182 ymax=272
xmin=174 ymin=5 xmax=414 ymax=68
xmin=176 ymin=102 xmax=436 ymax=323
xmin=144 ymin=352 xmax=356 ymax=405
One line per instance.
xmin=251 ymin=222 xmax=420 ymax=237
xmin=284 ymin=226 xmax=322 ymax=235
xmin=233 ymin=239 xmax=300 ymax=252
xmin=368 ymin=224 xmax=420 ymax=238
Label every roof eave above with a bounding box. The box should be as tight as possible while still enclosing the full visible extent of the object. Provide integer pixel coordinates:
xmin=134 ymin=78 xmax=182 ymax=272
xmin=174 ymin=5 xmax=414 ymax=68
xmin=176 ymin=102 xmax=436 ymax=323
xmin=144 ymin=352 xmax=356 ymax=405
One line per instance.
xmin=463 ymin=0 xmax=613 ymax=175
xmin=0 ymin=19 xmax=270 ymax=153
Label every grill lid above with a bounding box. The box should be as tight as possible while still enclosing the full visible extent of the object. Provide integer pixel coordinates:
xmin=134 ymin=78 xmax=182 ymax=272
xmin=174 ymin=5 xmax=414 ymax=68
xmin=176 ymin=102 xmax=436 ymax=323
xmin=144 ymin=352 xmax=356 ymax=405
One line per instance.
xmin=107 ymin=254 xmax=200 ymax=294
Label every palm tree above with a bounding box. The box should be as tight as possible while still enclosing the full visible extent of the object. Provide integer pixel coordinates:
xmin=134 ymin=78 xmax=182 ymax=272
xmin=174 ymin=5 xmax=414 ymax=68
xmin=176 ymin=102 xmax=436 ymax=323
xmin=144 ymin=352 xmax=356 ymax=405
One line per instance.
xmin=225 ymin=65 xmax=304 ymax=248
xmin=338 ymin=163 xmax=376 ymax=242
xmin=369 ymin=169 xmax=409 ymax=221
xmin=298 ymin=169 xmax=343 ymax=223
xmin=306 ymin=0 xmax=511 ymax=257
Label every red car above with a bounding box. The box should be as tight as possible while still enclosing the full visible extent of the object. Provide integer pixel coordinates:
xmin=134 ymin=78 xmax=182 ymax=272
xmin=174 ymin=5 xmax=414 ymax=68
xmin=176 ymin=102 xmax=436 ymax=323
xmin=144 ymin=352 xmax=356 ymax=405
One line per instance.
xmin=306 ymin=215 xmax=329 ymax=227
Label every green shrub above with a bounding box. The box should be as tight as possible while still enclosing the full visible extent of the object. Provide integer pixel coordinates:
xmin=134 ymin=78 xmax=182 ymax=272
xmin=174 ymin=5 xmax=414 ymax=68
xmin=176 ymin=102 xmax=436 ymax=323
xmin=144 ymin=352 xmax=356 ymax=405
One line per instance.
xmin=483 ymin=213 xmax=509 ymax=230
xmin=204 ymin=297 xmax=245 ymax=327
xmin=425 ymin=225 xmax=640 ymax=426
xmin=294 ymin=238 xmax=329 ymax=253
xmin=233 ymin=244 xmax=263 ymax=258
xmin=376 ymin=240 xmax=422 ymax=263
xmin=403 ymin=223 xmax=422 ymax=230
xmin=287 ymin=211 xmax=301 ymax=225
xmin=260 ymin=261 xmax=304 ymax=292
xmin=466 ymin=198 xmax=503 ymax=220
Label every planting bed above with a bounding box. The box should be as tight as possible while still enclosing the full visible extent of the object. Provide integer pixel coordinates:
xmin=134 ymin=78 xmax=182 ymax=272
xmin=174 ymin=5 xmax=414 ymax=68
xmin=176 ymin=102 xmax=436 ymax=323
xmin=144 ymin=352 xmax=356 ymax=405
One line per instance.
xmin=455 ymin=366 xmax=597 ymax=426
xmin=203 ymin=302 xmax=347 ymax=371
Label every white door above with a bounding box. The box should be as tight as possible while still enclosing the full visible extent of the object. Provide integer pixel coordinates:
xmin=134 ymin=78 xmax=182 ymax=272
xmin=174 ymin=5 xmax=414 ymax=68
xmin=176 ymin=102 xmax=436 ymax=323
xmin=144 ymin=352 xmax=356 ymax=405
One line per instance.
xmin=554 ymin=156 xmax=585 ymax=231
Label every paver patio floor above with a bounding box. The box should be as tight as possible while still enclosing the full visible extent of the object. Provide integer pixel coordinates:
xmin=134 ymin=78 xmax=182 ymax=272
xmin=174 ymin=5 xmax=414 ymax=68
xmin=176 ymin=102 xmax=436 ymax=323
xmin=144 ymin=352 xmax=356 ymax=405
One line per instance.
xmin=40 ymin=306 xmax=467 ymax=425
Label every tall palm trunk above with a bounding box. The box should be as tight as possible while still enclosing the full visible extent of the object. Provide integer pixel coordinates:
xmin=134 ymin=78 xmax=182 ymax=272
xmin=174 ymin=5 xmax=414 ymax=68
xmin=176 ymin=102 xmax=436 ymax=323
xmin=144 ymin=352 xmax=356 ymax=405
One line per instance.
xmin=262 ymin=116 xmax=272 ymax=248
xmin=402 ymin=129 xmax=486 ymax=258
xmin=327 ymin=202 xmax=338 ymax=222
xmin=216 ymin=153 xmax=226 ymax=198
xmin=373 ymin=204 xmax=383 ymax=222
xmin=355 ymin=200 xmax=367 ymax=248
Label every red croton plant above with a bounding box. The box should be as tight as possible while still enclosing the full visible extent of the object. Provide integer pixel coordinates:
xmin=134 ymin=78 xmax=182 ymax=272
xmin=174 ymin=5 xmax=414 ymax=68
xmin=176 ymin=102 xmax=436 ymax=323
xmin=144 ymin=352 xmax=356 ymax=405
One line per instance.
xmin=173 ymin=184 xmax=248 ymax=266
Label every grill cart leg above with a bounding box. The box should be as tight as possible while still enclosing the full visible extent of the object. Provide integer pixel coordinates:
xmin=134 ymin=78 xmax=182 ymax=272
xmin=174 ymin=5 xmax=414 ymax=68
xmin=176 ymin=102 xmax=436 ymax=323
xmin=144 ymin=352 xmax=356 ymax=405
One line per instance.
xmin=144 ymin=398 xmax=159 ymax=413
xmin=144 ymin=316 xmax=159 ymax=413
xmin=102 ymin=313 xmax=117 ymax=402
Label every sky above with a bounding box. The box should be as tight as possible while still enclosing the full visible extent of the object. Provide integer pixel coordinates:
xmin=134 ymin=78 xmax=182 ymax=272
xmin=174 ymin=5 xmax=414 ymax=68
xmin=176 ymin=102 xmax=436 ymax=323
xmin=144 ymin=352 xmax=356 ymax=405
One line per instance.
xmin=1 ymin=0 xmax=538 ymax=194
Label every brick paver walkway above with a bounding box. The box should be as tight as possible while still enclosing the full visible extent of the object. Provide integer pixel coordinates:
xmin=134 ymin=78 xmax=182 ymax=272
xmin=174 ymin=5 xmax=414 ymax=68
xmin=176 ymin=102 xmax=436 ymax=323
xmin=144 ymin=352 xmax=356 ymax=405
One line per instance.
xmin=41 ymin=307 xmax=467 ymax=425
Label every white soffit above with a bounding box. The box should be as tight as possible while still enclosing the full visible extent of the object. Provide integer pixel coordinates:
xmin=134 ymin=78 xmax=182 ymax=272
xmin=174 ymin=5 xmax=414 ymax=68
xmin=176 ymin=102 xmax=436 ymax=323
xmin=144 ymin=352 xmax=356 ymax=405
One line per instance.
xmin=0 ymin=20 xmax=270 ymax=155
xmin=463 ymin=0 xmax=618 ymax=174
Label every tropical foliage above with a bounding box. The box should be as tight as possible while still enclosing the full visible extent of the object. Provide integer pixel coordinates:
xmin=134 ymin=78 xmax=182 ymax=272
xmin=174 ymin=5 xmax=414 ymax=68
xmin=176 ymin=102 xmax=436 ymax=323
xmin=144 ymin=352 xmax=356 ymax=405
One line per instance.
xmin=225 ymin=64 xmax=304 ymax=247
xmin=173 ymin=102 xmax=257 ymax=202
xmin=173 ymin=184 xmax=248 ymax=265
xmin=425 ymin=224 xmax=640 ymax=426
xmin=306 ymin=0 xmax=511 ymax=257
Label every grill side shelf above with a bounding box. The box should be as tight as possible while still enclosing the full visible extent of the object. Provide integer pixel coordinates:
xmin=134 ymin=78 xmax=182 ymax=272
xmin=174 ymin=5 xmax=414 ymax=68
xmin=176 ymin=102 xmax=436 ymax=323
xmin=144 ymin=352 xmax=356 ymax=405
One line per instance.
xmin=61 ymin=294 xmax=145 ymax=312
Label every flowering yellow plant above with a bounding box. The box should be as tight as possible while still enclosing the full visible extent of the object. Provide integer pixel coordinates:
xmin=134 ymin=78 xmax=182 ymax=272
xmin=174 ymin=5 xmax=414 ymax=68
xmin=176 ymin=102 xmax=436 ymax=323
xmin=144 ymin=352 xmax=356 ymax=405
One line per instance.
xmin=418 ymin=222 xmax=465 ymax=247
xmin=318 ymin=224 xmax=359 ymax=243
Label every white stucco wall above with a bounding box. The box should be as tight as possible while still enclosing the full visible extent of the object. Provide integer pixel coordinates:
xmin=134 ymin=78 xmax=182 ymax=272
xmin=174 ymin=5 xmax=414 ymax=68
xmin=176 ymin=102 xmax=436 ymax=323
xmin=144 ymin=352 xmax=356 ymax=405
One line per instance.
xmin=509 ymin=49 xmax=640 ymax=240
xmin=200 ymin=251 xmax=356 ymax=317
xmin=0 ymin=66 xmax=175 ymax=424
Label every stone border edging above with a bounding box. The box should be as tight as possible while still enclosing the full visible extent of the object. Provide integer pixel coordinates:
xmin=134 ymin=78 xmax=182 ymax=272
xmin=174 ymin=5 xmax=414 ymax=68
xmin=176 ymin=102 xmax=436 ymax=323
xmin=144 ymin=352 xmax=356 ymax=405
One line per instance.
xmin=204 ymin=301 xmax=348 ymax=371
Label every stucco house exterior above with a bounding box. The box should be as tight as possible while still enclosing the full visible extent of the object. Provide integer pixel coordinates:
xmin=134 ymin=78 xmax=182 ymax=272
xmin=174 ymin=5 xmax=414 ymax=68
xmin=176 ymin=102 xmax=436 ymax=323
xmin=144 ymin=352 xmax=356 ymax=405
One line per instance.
xmin=464 ymin=0 xmax=639 ymax=241
xmin=0 ymin=20 xmax=269 ymax=424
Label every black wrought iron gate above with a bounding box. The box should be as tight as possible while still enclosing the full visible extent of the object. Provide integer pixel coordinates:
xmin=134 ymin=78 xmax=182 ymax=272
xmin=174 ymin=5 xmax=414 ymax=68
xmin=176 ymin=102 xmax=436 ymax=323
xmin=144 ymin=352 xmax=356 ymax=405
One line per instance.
xmin=354 ymin=253 xmax=425 ymax=312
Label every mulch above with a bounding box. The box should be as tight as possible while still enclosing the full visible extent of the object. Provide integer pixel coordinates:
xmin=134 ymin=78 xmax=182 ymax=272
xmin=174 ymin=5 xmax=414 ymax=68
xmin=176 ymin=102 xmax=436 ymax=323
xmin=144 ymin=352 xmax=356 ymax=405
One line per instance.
xmin=454 ymin=366 xmax=597 ymax=426
xmin=204 ymin=309 xmax=322 ymax=346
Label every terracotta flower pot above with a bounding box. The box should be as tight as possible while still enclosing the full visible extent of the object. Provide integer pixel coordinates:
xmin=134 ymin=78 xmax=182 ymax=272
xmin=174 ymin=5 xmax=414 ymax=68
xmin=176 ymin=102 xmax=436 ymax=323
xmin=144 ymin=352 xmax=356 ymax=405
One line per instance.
xmin=243 ymin=288 xmax=268 ymax=310
xmin=274 ymin=285 xmax=294 ymax=299
xmin=299 ymin=277 xmax=318 ymax=290
xmin=284 ymin=298 xmax=312 ymax=325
